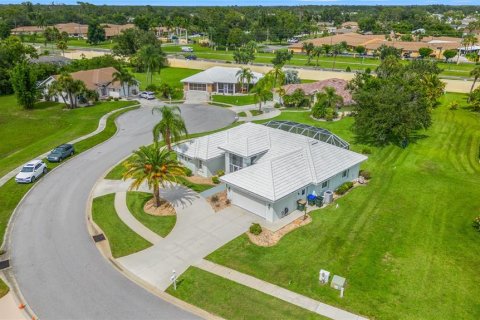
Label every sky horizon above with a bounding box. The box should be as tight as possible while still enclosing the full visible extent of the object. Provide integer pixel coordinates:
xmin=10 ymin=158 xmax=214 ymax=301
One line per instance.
xmin=0 ymin=1 xmax=479 ymax=6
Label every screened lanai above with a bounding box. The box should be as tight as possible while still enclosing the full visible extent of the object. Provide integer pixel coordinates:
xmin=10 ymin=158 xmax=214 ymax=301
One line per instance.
xmin=263 ymin=120 xmax=350 ymax=149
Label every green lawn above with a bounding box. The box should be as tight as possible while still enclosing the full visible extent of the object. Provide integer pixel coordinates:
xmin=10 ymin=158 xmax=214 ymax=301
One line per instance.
xmin=0 ymin=95 xmax=136 ymax=178
xmin=166 ymin=267 xmax=326 ymax=320
xmin=92 ymin=194 xmax=151 ymax=258
xmin=0 ymin=278 xmax=9 ymax=299
xmin=250 ymin=109 xmax=263 ymax=116
xmin=207 ymin=93 xmax=480 ymax=320
xmin=133 ymin=67 xmax=201 ymax=100
xmin=0 ymin=105 xmax=139 ymax=249
xmin=212 ymin=94 xmax=257 ymax=106
xmin=163 ymin=44 xmax=477 ymax=78
xmin=237 ymin=111 xmax=247 ymax=117
xmin=126 ymin=192 xmax=176 ymax=238
xmin=24 ymin=37 xmax=114 ymax=50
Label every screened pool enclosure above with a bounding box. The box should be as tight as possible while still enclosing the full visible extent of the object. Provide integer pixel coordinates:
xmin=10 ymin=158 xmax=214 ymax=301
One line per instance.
xmin=264 ymin=120 xmax=350 ymax=150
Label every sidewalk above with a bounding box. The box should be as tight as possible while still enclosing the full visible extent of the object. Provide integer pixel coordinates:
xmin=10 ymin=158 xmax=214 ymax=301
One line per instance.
xmin=0 ymin=293 xmax=27 ymax=320
xmin=195 ymin=259 xmax=368 ymax=320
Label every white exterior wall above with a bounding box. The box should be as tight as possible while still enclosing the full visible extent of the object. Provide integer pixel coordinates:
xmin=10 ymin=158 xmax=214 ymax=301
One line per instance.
xmin=271 ymin=186 xmax=309 ymax=222
xmin=204 ymin=156 xmax=225 ymax=177
xmin=178 ymin=157 xmax=197 ymax=173
xmin=313 ymin=163 xmax=361 ymax=197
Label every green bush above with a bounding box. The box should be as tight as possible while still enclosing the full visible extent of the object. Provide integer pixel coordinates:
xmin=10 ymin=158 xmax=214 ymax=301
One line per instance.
xmin=473 ymin=216 xmax=480 ymax=232
xmin=359 ymin=170 xmax=372 ymax=180
xmin=249 ymin=223 xmax=262 ymax=235
xmin=346 ymin=66 xmax=352 ymax=72
xmin=145 ymin=84 xmax=158 ymax=92
xmin=274 ymin=102 xmax=282 ymax=108
xmin=212 ymin=176 xmax=220 ymax=184
xmin=361 ymin=147 xmax=372 ymax=154
xmin=184 ymin=167 xmax=193 ymax=177
xmin=325 ymin=107 xmax=335 ymax=121
xmin=114 ymin=97 xmax=119 ymax=101
xmin=335 ymin=181 xmax=354 ymax=195
xmin=216 ymin=170 xmax=225 ymax=177
xmin=211 ymin=194 xmax=219 ymax=203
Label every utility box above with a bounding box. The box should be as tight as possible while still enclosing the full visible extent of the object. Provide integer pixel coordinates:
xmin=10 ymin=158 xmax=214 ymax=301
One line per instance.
xmin=331 ymin=275 xmax=346 ymax=290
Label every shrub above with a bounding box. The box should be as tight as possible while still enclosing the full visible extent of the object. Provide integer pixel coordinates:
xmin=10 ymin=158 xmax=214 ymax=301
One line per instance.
xmin=325 ymin=107 xmax=335 ymax=121
xmin=113 ymin=97 xmax=119 ymax=101
xmin=449 ymin=101 xmax=459 ymax=110
xmin=361 ymin=147 xmax=372 ymax=154
xmin=184 ymin=167 xmax=192 ymax=177
xmin=145 ymin=84 xmax=158 ymax=92
xmin=274 ymin=102 xmax=282 ymax=109
xmin=225 ymin=199 xmax=231 ymax=205
xmin=249 ymin=223 xmax=262 ymax=235
xmin=365 ymin=67 xmax=371 ymax=74
xmin=216 ymin=169 xmax=225 ymax=177
xmin=359 ymin=170 xmax=372 ymax=180
xmin=211 ymin=194 xmax=219 ymax=203
xmin=335 ymin=181 xmax=354 ymax=195
xmin=473 ymin=216 xmax=480 ymax=232
xmin=212 ymin=176 xmax=220 ymax=184
xmin=107 ymin=96 xmax=113 ymax=101
xmin=346 ymin=66 xmax=352 ymax=72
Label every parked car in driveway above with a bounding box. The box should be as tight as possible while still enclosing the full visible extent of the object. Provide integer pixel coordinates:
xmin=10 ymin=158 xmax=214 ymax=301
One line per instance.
xmin=15 ymin=160 xmax=47 ymax=184
xmin=140 ymin=91 xmax=155 ymax=100
xmin=185 ymin=54 xmax=197 ymax=60
xmin=181 ymin=46 xmax=194 ymax=52
xmin=47 ymin=144 xmax=75 ymax=162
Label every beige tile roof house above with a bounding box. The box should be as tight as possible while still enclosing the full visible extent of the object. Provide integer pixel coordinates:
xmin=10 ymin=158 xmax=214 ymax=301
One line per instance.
xmin=280 ymin=78 xmax=353 ymax=105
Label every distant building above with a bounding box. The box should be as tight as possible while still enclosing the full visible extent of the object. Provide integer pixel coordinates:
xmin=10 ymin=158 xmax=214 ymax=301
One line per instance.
xmin=275 ymin=78 xmax=353 ymax=105
xmin=11 ymin=23 xmax=135 ymax=39
xmin=38 ymin=67 xmax=140 ymax=103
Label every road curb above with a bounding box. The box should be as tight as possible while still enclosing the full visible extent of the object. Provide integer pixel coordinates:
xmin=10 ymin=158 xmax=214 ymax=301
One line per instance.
xmin=0 ymin=104 xmax=140 ymax=320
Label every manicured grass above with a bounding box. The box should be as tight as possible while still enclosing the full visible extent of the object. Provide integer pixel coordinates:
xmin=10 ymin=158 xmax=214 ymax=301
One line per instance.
xmin=126 ymin=192 xmax=176 ymax=238
xmin=24 ymin=37 xmax=114 ymax=49
xmin=92 ymin=194 xmax=151 ymax=258
xmin=212 ymin=94 xmax=257 ymax=106
xmin=176 ymin=176 xmax=215 ymax=193
xmin=163 ymin=44 xmax=477 ymax=78
xmin=0 ymin=105 xmax=139 ymax=248
xmin=208 ymin=93 xmax=480 ymax=320
xmin=250 ymin=109 xmax=263 ymax=116
xmin=0 ymin=278 xmax=9 ymax=299
xmin=166 ymin=267 xmax=326 ymax=320
xmin=0 ymin=95 xmax=136 ymax=178
xmin=237 ymin=111 xmax=247 ymax=117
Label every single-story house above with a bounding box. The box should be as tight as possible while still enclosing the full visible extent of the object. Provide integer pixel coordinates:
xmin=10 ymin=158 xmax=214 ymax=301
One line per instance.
xmin=275 ymin=78 xmax=353 ymax=105
xmin=180 ymin=66 xmax=263 ymax=95
xmin=174 ymin=122 xmax=367 ymax=222
xmin=38 ymin=67 xmax=140 ymax=103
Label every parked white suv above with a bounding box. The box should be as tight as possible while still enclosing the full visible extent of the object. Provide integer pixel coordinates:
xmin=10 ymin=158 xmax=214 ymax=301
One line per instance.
xmin=140 ymin=91 xmax=155 ymax=100
xmin=15 ymin=160 xmax=47 ymax=184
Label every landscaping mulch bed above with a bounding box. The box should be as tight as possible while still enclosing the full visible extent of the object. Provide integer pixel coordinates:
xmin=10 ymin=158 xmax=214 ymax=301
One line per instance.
xmin=207 ymin=191 xmax=230 ymax=212
xmin=247 ymin=215 xmax=312 ymax=247
xmin=186 ymin=175 xmax=215 ymax=185
xmin=144 ymin=198 xmax=176 ymax=216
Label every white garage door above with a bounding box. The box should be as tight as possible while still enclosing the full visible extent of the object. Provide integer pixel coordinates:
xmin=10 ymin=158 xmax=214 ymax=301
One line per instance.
xmin=230 ymin=188 xmax=266 ymax=219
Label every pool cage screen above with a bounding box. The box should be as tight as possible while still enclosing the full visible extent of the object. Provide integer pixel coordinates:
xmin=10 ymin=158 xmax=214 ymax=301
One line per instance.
xmin=264 ymin=120 xmax=350 ymax=150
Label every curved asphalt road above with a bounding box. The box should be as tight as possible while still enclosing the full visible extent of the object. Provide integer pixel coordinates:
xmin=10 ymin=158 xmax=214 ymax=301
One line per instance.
xmin=8 ymin=103 xmax=236 ymax=320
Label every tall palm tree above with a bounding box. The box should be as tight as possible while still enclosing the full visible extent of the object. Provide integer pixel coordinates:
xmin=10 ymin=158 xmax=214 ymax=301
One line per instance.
xmin=267 ymin=66 xmax=285 ymax=90
xmin=469 ymin=66 xmax=480 ymax=100
xmin=137 ymin=45 xmax=166 ymax=85
xmin=152 ymin=105 xmax=188 ymax=150
xmin=312 ymin=46 xmax=323 ymax=67
xmin=112 ymin=68 xmax=135 ymax=97
xmin=302 ymin=42 xmax=314 ymax=65
xmin=236 ymin=67 xmax=254 ymax=93
xmin=123 ymin=145 xmax=186 ymax=208
xmin=323 ymin=86 xmax=344 ymax=110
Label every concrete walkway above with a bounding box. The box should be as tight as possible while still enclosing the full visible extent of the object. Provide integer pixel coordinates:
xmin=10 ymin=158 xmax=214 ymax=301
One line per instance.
xmin=0 ymin=104 xmax=139 ymax=189
xmin=92 ymin=179 xmax=257 ymax=291
xmin=230 ymin=102 xmax=281 ymax=121
xmin=195 ymin=259 xmax=368 ymax=320
xmin=114 ymin=192 xmax=163 ymax=244
xmin=0 ymin=292 xmax=27 ymax=320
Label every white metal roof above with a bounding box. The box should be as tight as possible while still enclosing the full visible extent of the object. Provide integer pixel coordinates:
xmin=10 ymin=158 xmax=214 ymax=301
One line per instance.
xmin=180 ymin=66 xmax=263 ymax=84
xmin=175 ymin=122 xmax=367 ymax=201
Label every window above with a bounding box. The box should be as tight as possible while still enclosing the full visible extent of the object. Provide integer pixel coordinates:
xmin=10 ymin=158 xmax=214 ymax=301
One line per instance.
xmin=301 ymin=189 xmax=305 ymax=195
xmin=189 ymin=83 xmax=207 ymax=91
xmin=342 ymin=170 xmax=349 ymax=178
xmin=322 ymin=180 xmax=329 ymax=188
xmin=229 ymin=153 xmax=243 ymax=172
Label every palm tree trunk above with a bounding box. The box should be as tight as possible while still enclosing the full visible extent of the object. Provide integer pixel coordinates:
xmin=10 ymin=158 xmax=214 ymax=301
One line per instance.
xmin=166 ymin=128 xmax=172 ymax=150
xmin=153 ymin=184 xmax=161 ymax=207
xmin=469 ymin=78 xmax=478 ymax=101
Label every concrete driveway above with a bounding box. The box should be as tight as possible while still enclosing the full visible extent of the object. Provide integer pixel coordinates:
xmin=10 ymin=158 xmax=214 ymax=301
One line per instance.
xmin=7 ymin=102 xmax=235 ymax=319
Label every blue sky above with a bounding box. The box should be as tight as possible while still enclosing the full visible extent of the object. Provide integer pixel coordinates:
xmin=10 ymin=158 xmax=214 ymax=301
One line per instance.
xmin=1 ymin=0 xmax=479 ymax=5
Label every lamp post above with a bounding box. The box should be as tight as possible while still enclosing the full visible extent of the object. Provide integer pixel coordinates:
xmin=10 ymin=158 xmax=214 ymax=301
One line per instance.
xmin=171 ymin=269 xmax=177 ymax=290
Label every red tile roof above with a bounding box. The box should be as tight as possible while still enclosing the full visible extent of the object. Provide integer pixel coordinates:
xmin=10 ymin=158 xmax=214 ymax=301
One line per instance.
xmin=282 ymin=78 xmax=353 ymax=105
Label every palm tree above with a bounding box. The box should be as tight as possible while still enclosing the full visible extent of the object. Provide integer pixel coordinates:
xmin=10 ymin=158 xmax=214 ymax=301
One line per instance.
xmin=113 ymin=68 xmax=135 ymax=97
xmin=152 ymin=105 xmax=188 ymax=150
xmin=469 ymin=66 xmax=480 ymax=100
xmin=123 ymin=145 xmax=186 ymax=208
xmin=322 ymin=86 xmax=344 ymax=110
xmin=236 ymin=67 xmax=254 ymax=93
xmin=331 ymin=44 xmax=344 ymax=70
xmin=312 ymin=46 xmax=323 ymax=67
xmin=137 ymin=45 xmax=166 ymax=85
xmin=267 ymin=66 xmax=285 ymax=89
xmin=302 ymin=42 xmax=314 ymax=65
xmin=56 ymin=41 xmax=68 ymax=57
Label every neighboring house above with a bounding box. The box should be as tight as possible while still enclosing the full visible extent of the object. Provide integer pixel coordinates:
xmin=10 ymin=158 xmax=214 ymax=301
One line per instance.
xmin=174 ymin=122 xmax=366 ymax=222
xmin=39 ymin=67 xmax=139 ymax=103
xmin=289 ymin=32 xmax=461 ymax=58
xmin=11 ymin=23 xmax=134 ymax=39
xmin=275 ymin=78 xmax=353 ymax=105
xmin=181 ymin=66 xmax=263 ymax=95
